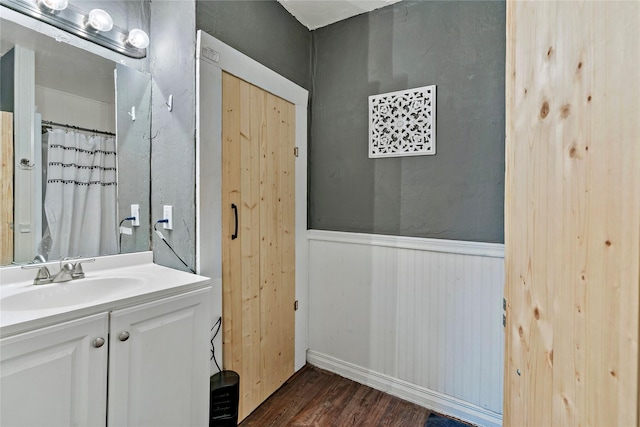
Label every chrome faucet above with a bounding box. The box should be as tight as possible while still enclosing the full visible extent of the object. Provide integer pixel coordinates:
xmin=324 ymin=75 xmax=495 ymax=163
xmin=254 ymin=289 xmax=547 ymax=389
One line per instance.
xmin=21 ymin=257 xmax=96 ymax=285
xmin=21 ymin=264 xmax=53 ymax=285
xmin=52 ymin=262 xmax=75 ymax=283
xmin=32 ymin=254 xmax=46 ymax=263
xmin=70 ymin=258 xmax=95 ymax=279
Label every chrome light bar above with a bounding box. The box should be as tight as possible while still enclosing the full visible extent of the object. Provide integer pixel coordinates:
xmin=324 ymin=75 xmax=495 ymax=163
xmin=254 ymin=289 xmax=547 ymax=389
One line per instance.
xmin=0 ymin=0 xmax=147 ymax=59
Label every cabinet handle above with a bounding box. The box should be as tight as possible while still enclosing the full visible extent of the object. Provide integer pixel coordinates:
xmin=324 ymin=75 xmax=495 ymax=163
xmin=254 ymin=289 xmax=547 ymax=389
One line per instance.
xmin=231 ymin=203 xmax=238 ymax=240
xmin=93 ymin=337 xmax=105 ymax=348
xmin=119 ymin=331 xmax=130 ymax=342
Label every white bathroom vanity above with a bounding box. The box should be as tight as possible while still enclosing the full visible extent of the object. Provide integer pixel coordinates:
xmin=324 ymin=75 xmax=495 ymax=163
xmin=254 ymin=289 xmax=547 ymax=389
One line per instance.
xmin=0 ymin=252 xmax=212 ymax=426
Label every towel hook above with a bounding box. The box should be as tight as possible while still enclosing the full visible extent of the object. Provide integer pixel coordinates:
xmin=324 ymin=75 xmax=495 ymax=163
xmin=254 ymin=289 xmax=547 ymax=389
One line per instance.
xmin=166 ymin=95 xmax=173 ymax=112
xmin=128 ymin=106 xmax=136 ymax=121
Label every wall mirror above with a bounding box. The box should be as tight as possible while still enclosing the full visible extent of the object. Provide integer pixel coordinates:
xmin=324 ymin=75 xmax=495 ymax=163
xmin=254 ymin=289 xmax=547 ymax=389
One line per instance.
xmin=0 ymin=12 xmax=151 ymax=267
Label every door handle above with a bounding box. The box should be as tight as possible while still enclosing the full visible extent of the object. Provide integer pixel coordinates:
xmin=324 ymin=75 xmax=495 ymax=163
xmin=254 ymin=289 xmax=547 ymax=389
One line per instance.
xmin=231 ymin=203 xmax=238 ymax=240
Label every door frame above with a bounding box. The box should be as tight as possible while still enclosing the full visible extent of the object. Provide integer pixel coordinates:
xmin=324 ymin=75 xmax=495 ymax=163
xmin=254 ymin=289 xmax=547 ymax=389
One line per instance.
xmin=196 ymin=30 xmax=309 ymax=372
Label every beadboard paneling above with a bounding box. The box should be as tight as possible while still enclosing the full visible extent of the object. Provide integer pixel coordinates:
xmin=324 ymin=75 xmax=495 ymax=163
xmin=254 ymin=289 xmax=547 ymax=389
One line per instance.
xmin=308 ymin=230 xmax=504 ymax=426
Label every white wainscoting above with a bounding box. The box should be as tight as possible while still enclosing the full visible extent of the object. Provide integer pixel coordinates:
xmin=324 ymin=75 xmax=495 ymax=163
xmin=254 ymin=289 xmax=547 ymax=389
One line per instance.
xmin=307 ymin=230 xmax=504 ymax=427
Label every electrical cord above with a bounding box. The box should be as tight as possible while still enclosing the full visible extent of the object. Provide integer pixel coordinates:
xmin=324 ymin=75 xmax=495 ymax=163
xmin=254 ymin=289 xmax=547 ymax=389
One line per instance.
xmin=210 ymin=317 xmax=222 ymax=373
xmin=118 ymin=216 xmax=136 ymax=253
xmin=153 ymin=220 xmax=196 ymax=273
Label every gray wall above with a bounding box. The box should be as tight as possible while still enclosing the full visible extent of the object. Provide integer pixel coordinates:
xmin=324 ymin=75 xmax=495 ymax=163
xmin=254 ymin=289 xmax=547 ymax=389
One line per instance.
xmin=196 ymin=0 xmax=311 ymax=91
xmin=66 ymin=0 xmax=308 ymax=272
xmin=5 ymin=0 xmax=505 ymax=273
xmin=0 ymin=49 xmax=15 ymax=112
xmin=149 ymin=0 xmax=197 ymax=271
xmin=150 ymin=0 xmax=309 ymax=272
xmin=47 ymin=0 xmax=503 ymax=272
xmin=310 ymin=0 xmax=505 ymax=243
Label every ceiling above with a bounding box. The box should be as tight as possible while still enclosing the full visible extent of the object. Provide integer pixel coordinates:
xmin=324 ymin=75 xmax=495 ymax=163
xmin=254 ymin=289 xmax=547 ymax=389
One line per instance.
xmin=277 ymin=0 xmax=403 ymax=30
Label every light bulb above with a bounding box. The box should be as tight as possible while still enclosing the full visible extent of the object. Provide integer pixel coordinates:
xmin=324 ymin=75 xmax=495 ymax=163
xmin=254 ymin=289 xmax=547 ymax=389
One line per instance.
xmin=126 ymin=29 xmax=149 ymax=49
xmin=87 ymin=9 xmax=113 ymax=32
xmin=37 ymin=0 xmax=68 ymax=11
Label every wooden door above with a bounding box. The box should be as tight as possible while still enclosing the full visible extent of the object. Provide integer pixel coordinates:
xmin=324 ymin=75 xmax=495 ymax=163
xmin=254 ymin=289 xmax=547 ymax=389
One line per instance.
xmin=108 ymin=288 xmax=211 ymax=427
xmin=0 ymin=313 xmax=109 ymax=427
xmin=1 ymin=111 xmax=13 ymax=265
xmin=221 ymin=71 xmax=296 ymax=420
xmin=504 ymin=2 xmax=640 ymax=426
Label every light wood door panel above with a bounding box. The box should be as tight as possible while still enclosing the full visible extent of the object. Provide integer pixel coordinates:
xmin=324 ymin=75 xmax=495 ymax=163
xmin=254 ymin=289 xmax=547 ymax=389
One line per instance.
xmin=260 ymin=92 xmax=296 ymax=395
xmin=222 ymin=72 xmax=296 ymax=420
xmin=504 ymin=2 xmax=640 ymax=426
xmin=1 ymin=111 xmax=13 ymax=265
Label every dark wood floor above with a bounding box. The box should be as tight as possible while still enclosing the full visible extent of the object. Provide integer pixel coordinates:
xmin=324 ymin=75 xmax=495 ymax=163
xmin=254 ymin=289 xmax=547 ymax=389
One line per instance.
xmin=240 ymin=365 xmax=431 ymax=426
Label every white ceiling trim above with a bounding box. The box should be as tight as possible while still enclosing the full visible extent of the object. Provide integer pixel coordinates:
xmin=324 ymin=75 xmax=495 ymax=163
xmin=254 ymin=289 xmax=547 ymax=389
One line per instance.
xmin=277 ymin=0 xmax=402 ymax=30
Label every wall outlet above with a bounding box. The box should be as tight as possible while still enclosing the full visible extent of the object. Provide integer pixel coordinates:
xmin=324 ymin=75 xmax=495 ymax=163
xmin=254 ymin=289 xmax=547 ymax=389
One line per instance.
xmin=163 ymin=205 xmax=173 ymax=230
xmin=131 ymin=204 xmax=140 ymax=226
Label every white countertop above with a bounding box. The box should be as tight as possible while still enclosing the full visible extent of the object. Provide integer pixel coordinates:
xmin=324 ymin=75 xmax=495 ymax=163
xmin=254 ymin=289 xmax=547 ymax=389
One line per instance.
xmin=0 ymin=252 xmax=210 ymax=337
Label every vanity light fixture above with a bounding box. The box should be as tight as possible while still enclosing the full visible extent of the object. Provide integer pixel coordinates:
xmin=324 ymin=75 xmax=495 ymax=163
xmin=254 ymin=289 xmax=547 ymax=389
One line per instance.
xmin=0 ymin=0 xmax=148 ymax=58
xmin=37 ymin=0 xmax=67 ymax=12
xmin=87 ymin=8 xmax=113 ymax=32
xmin=126 ymin=28 xmax=150 ymax=49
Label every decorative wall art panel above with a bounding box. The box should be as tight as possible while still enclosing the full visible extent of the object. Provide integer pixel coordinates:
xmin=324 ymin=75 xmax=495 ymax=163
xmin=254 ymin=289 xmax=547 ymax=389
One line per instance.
xmin=369 ymin=85 xmax=436 ymax=158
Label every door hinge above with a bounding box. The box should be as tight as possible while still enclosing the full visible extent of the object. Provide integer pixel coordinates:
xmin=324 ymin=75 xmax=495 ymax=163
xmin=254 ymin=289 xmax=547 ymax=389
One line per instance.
xmin=294 ymin=147 xmax=299 ymax=157
xmin=503 ymin=298 xmax=507 ymax=328
xmin=294 ymin=300 xmax=299 ymax=311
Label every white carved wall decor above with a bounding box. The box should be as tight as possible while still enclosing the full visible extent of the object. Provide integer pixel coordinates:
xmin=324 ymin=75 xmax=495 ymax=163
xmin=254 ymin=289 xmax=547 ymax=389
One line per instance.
xmin=368 ymin=85 xmax=436 ymax=158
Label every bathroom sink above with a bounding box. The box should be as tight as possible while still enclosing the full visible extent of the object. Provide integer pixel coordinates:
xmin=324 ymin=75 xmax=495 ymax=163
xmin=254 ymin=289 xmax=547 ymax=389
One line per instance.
xmin=1 ymin=277 xmax=146 ymax=311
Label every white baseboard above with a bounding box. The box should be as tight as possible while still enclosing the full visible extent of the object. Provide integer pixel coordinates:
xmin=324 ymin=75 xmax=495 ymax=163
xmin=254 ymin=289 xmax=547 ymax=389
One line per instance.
xmin=307 ymin=350 xmax=502 ymax=427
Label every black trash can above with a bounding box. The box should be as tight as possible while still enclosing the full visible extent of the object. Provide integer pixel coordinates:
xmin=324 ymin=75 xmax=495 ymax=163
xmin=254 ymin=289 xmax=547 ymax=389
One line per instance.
xmin=209 ymin=370 xmax=240 ymax=427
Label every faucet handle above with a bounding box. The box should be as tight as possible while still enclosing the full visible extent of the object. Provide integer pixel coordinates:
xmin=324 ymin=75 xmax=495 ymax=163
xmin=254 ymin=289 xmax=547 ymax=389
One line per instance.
xmin=71 ymin=258 xmax=96 ymax=279
xmin=21 ymin=264 xmax=53 ymax=285
xmin=59 ymin=257 xmax=78 ymax=272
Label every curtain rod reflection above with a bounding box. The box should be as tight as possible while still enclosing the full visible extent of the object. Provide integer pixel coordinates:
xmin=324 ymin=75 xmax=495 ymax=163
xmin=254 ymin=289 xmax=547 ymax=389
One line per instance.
xmin=42 ymin=120 xmax=115 ymax=137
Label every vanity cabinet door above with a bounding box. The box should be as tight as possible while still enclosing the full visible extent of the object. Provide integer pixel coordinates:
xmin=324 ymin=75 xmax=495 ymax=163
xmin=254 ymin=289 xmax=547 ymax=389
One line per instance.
xmin=0 ymin=313 xmax=109 ymax=427
xmin=107 ymin=287 xmax=211 ymax=427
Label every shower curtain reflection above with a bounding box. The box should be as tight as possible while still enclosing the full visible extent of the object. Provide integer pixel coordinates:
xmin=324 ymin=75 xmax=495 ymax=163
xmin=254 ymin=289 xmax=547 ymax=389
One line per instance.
xmin=39 ymin=128 xmax=118 ymax=260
